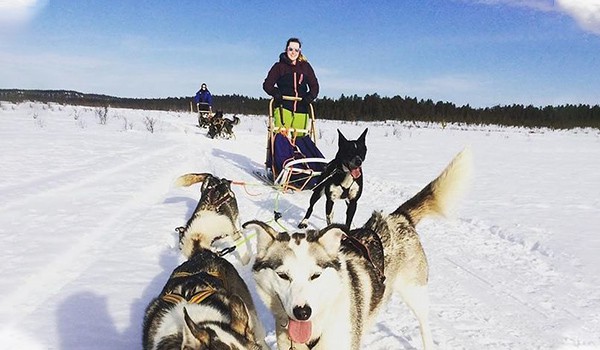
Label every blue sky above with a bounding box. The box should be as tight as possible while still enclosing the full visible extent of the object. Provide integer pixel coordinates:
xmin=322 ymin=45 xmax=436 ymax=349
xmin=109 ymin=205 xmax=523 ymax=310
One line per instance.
xmin=1 ymin=0 xmax=599 ymax=107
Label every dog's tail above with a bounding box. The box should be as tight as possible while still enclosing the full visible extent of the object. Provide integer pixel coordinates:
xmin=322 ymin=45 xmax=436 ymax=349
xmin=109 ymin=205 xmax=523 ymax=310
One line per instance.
xmin=391 ymin=147 xmax=472 ymax=226
xmin=174 ymin=173 xmax=210 ymax=187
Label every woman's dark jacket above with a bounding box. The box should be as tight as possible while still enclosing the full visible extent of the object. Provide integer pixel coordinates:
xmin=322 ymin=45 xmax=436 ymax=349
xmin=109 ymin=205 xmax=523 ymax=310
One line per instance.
xmin=263 ymin=53 xmax=319 ymax=113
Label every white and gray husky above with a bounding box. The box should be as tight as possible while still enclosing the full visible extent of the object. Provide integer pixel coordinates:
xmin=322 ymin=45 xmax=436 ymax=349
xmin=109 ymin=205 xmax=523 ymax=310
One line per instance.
xmin=142 ymin=247 xmax=268 ymax=350
xmin=244 ymin=149 xmax=472 ymax=350
xmin=175 ymin=173 xmax=249 ymax=263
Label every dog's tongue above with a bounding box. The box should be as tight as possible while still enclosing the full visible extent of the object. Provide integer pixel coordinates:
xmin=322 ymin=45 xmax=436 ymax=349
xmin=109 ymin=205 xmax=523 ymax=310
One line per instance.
xmin=288 ymin=319 xmax=312 ymax=344
xmin=350 ymin=167 xmax=362 ymax=179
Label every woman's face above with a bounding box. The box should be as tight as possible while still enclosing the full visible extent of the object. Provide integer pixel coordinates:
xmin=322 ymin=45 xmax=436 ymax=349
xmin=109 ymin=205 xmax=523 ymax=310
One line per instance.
xmin=286 ymin=42 xmax=301 ymax=63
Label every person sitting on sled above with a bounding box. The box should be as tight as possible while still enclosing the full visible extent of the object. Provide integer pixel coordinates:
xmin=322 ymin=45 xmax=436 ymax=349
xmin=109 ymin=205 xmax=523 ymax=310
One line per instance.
xmin=194 ymin=83 xmax=213 ymax=113
xmin=262 ymin=37 xmax=319 ymax=134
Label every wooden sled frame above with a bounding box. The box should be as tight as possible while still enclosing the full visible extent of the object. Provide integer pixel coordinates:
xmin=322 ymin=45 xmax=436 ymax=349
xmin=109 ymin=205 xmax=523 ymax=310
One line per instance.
xmin=265 ymin=96 xmax=327 ymax=191
xmin=197 ymin=102 xmax=214 ymax=128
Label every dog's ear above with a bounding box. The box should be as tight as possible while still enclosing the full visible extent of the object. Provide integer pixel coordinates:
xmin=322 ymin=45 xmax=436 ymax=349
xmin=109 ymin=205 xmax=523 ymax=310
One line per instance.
xmin=183 ymin=307 xmax=210 ymax=348
xmin=359 ymin=128 xmax=368 ymax=143
xmin=229 ymin=295 xmax=254 ymax=340
xmin=201 ymin=174 xmax=219 ymax=192
xmin=337 ymin=129 xmax=348 ymax=146
xmin=223 ymin=179 xmax=236 ymax=195
xmin=242 ymin=220 xmax=278 ymax=255
xmin=317 ymin=224 xmax=346 ymax=257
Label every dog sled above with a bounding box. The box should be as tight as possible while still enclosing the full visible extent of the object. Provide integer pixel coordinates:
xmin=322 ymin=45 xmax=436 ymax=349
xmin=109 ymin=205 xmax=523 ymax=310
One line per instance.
xmin=197 ymin=102 xmax=214 ymax=128
xmin=257 ymin=96 xmax=328 ymax=192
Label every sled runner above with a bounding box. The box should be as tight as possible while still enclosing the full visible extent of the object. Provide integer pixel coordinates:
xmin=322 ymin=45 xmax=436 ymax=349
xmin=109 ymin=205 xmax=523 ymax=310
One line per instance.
xmin=262 ymin=96 xmax=328 ymax=191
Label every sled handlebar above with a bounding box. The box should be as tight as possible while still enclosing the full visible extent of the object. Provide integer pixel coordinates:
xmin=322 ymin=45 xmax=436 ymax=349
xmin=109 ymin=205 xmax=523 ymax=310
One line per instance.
xmin=281 ymin=96 xmax=302 ymax=101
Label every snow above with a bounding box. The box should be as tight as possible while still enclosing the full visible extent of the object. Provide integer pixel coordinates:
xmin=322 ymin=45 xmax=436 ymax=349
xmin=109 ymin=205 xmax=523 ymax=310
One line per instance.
xmin=0 ymin=101 xmax=599 ymax=349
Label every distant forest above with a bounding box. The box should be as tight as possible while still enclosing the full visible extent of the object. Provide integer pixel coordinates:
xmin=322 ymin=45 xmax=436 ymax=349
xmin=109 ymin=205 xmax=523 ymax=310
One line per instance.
xmin=1 ymin=89 xmax=598 ymax=129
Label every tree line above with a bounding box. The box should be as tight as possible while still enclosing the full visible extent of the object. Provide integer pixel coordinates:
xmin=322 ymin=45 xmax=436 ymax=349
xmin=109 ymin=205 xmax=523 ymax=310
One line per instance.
xmin=316 ymin=94 xmax=600 ymax=129
xmin=1 ymin=89 xmax=598 ymax=129
xmin=0 ymin=89 xmax=267 ymax=115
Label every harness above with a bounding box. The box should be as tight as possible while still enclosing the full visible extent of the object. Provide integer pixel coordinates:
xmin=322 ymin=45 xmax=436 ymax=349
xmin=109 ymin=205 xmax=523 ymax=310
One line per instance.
xmin=329 ymin=165 xmax=361 ymax=199
xmin=340 ymin=177 xmax=356 ymax=199
xmin=200 ymin=184 xmax=235 ymax=216
xmin=210 ymin=189 xmax=233 ymax=211
xmin=161 ymin=270 xmax=221 ymax=305
xmin=341 ymin=233 xmax=386 ymax=284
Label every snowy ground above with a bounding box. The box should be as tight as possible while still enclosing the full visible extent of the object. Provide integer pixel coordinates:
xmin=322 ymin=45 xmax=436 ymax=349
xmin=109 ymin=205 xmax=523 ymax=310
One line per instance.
xmin=0 ymin=101 xmax=599 ymax=349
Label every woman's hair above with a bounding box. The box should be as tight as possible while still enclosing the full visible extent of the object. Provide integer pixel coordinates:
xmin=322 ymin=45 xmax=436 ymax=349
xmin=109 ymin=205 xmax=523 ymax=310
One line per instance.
xmin=286 ymin=37 xmax=307 ymax=62
xmin=286 ymin=37 xmax=301 ymax=49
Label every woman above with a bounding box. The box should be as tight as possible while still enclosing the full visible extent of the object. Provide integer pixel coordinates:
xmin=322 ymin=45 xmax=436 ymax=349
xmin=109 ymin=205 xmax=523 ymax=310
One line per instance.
xmin=263 ymin=37 xmax=319 ymax=115
xmin=262 ymin=38 xmax=323 ymax=183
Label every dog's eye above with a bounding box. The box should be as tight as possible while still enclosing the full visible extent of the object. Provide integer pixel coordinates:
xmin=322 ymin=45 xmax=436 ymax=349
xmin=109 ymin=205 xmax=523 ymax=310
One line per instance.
xmin=276 ymin=272 xmax=290 ymax=281
xmin=310 ymin=273 xmax=321 ymax=281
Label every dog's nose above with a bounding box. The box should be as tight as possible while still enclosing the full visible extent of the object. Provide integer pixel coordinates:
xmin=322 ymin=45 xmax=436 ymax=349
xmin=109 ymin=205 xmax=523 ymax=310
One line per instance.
xmin=293 ymin=305 xmax=312 ymax=320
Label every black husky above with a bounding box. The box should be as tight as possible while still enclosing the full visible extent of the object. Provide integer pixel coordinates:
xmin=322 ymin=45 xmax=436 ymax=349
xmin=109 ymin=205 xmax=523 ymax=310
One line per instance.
xmin=298 ymin=128 xmax=368 ymax=229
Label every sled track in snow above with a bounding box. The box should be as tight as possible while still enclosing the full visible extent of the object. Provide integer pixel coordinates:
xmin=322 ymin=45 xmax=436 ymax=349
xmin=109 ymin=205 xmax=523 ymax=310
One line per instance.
xmin=0 ymin=144 xmax=181 ymax=213
xmin=0 ymin=142 xmax=186 ymax=326
xmin=426 ymin=218 xmax=591 ymax=349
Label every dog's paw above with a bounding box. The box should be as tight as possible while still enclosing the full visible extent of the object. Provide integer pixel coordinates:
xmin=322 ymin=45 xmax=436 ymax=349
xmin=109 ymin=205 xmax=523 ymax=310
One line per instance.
xmin=298 ymin=220 xmax=308 ymax=229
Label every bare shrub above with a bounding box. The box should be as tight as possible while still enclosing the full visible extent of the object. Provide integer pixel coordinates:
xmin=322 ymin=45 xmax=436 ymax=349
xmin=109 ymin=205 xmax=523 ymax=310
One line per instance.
xmin=121 ymin=116 xmax=134 ymax=131
xmin=72 ymin=109 xmax=81 ymax=120
xmin=144 ymin=116 xmax=156 ymax=133
xmin=95 ymin=106 xmax=109 ymax=125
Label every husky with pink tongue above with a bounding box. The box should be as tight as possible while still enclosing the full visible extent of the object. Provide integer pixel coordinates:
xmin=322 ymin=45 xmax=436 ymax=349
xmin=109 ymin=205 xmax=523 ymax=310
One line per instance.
xmin=298 ymin=128 xmax=368 ymax=230
xmin=244 ymin=148 xmax=472 ymax=350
